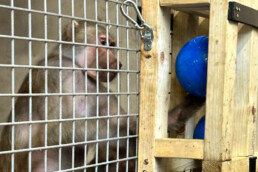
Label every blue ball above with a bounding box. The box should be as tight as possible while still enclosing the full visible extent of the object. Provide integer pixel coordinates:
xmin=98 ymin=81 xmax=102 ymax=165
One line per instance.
xmin=193 ymin=116 xmax=205 ymax=139
xmin=176 ymin=36 xmax=208 ymax=97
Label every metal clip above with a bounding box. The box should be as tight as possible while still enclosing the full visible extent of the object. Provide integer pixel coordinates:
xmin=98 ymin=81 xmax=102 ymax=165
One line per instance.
xmin=120 ymin=0 xmax=154 ymax=51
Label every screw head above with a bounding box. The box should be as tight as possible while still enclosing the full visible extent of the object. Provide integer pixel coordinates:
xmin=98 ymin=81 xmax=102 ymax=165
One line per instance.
xmin=235 ymin=6 xmax=241 ymax=11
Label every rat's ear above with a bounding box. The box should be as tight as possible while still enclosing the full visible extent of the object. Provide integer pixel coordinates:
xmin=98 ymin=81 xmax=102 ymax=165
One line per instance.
xmin=65 ymin=20 xmax=79 ymax=40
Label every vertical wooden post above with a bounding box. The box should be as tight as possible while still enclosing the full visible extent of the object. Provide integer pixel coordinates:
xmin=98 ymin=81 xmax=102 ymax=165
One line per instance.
xmin=204 ymin=0 xmax=258 ymax=170
xmin=232 ymin=24 xmax=258 ymax=157
xmin=138 ymin=0 xmax=171 ymax=171
xmin=255 ymin=30 xmax=258 ymax=159
xmin=232 ymin=0 xmax=258 ymax=158
xmin=203 ymin=0 xmax=239 ymax=169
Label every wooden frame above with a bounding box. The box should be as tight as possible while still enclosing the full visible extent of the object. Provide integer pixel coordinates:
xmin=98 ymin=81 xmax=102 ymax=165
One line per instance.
xmin=139 ymin=0 xmax=258 ymax=171
xmin=160 ymin=0 xmax=210 ymax=17
xmin=138 ymin=0 xmax=171 ymax=171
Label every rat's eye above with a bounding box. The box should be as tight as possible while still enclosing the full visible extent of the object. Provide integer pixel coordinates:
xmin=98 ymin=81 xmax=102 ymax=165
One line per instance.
xmin=100 ymin=38 xmax=106 ymax=45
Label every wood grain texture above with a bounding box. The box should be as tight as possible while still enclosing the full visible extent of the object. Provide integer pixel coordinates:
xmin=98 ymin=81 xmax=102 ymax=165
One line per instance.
xmin=232 ymin=24 xmax=258 ymax=157
xmin=242 ymin=0 xmax=258 ymax=159
xmin=160 ymin=0 xmax=210 ymax=9
xmin=155 ymin=138 xmax=204 ymax=159
xmin=204 ymin=0 xmax=238 ymax=161
xmin=203 ymin=157 xmax=249 ymax=172
xmin=138 ymin=0 xmax=171 ymax=171
xmin=256 ymin=29 xmax=258 ymax=157
xmin=255 ymin=29 xmax=258 ymax=156
xmin=160 ymin=0 xmax=210 ymax=17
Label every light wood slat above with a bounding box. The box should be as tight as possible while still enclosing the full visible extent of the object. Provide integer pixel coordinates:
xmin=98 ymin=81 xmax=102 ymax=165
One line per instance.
xmin=138 ymin=0 xmax=171 ymax=171
xmin=255 ymin=29 xmax=258 ymax=157
xmin=155 ymin=138 xmax=204 ymax=159
xmin=160 ymin=0 xmax=210 ymax=9
xmin=244 ymin=0 xmax=258 ymax=159
xmin=232 ymin=24 xmax=258 ymax=157
xmin=160 ymin=0 xmax=210 ymax=18
xmin=203 ymin=157 xmax=249 ymax=172
xmin=160 ymin=0 xmax=210 ymax=17
xmin=203 ymin=0 xmax=238 ymax=162
xmin=174 ymin=9 xmax=210 ymax=18
xmin=256 ymin=30 xmax=258 ymax=159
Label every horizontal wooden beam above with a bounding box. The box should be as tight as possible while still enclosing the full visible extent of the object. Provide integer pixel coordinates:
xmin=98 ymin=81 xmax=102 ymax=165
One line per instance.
xmin=176 ymin=10 xmax=209 ymax=18
xmin=203 ymin=157 xmax=250 ymax=171
xmin=160 ymin=0 xmax=210 ymax=9
xmin=155 ymin=138 xmax=204 ymax=159
xmin=160 ymin=0 xmax=210 ymax=17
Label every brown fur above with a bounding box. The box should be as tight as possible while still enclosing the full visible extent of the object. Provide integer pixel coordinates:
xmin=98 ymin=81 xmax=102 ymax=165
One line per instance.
xmin=0 ymin=21 xmax=135 ymax=172
xmin=168 ymin=94 xmax=205 ymax=132
xmin=0 ymin=20 xmax=204 ymax=172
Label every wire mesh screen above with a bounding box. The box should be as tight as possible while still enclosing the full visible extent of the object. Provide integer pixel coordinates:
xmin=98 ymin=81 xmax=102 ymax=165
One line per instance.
xmin=0 ymin=0 xmax=140 ymax=171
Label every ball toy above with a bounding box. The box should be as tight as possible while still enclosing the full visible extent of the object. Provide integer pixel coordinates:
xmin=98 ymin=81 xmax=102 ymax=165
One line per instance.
xmin=193 ymin=116 xmax=205 ymax=139
xmin=176 ymin=36 xmax=208 ymax=97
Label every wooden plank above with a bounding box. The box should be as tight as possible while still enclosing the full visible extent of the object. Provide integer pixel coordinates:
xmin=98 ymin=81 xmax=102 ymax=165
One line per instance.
xmin=160 ymin=0 xmax=210 ymax=17
xmin=232 ymin=24 xmax=258 ymax=157
xmin=172 ymin=10 xmax=209 ymax=18
xmin=138 ymin=0 xmax=171 ymax=171
xmin=256 ymin=30 xmax=258 ymax=161
xmin=255 ymin=29 xmax=258 ymax=157
xmin=203 ymin=0 xmax=238 ymax=162
xmin=203 ymin=157 xmax=249 ymax=172
xmin=155 ymin=138 xmax=204 ymax=159
xmin=198 ymin=17 xmax=209 ymax=36
xmin=242 ymin=0 xmax=258 ymax=159
xmin=222 ymin=157 xmax=249 ymax=171
xmin=160 ymin=0 xmax=210 ymax=9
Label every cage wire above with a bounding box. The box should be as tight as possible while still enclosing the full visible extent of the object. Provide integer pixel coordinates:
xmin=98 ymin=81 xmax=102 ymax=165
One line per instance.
xmin=0 ymin=0 xmax=140 ymax=171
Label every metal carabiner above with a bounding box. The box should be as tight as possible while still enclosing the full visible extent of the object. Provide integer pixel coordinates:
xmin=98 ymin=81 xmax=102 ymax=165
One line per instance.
xmin=120 ymin=0 xmax=154 ymax=51
xmin=120 ymin=0 xmax=145 ymax=30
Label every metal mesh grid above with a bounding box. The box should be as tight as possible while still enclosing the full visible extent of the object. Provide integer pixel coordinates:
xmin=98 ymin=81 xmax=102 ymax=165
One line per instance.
xmin=0 ymin=0 xmax=140 ymax=171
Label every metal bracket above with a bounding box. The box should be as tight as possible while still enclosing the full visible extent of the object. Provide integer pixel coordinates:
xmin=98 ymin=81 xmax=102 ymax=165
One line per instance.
xmin=228 ymin=1 xmax=258 ymax=28
xmin=141 ymin=27 xmax=154 ymax=51
xmin=249 ymin=156 xmax=257 ymax=172
xmin=120 ymin=0 xmax=154 ymax=51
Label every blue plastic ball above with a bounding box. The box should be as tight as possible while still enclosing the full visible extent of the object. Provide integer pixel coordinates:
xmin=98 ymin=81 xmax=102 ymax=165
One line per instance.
xmin=193 ymin=116 xmax=205 ymax=139
xmin=176 ymin=36 xmax=208 ymax=97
